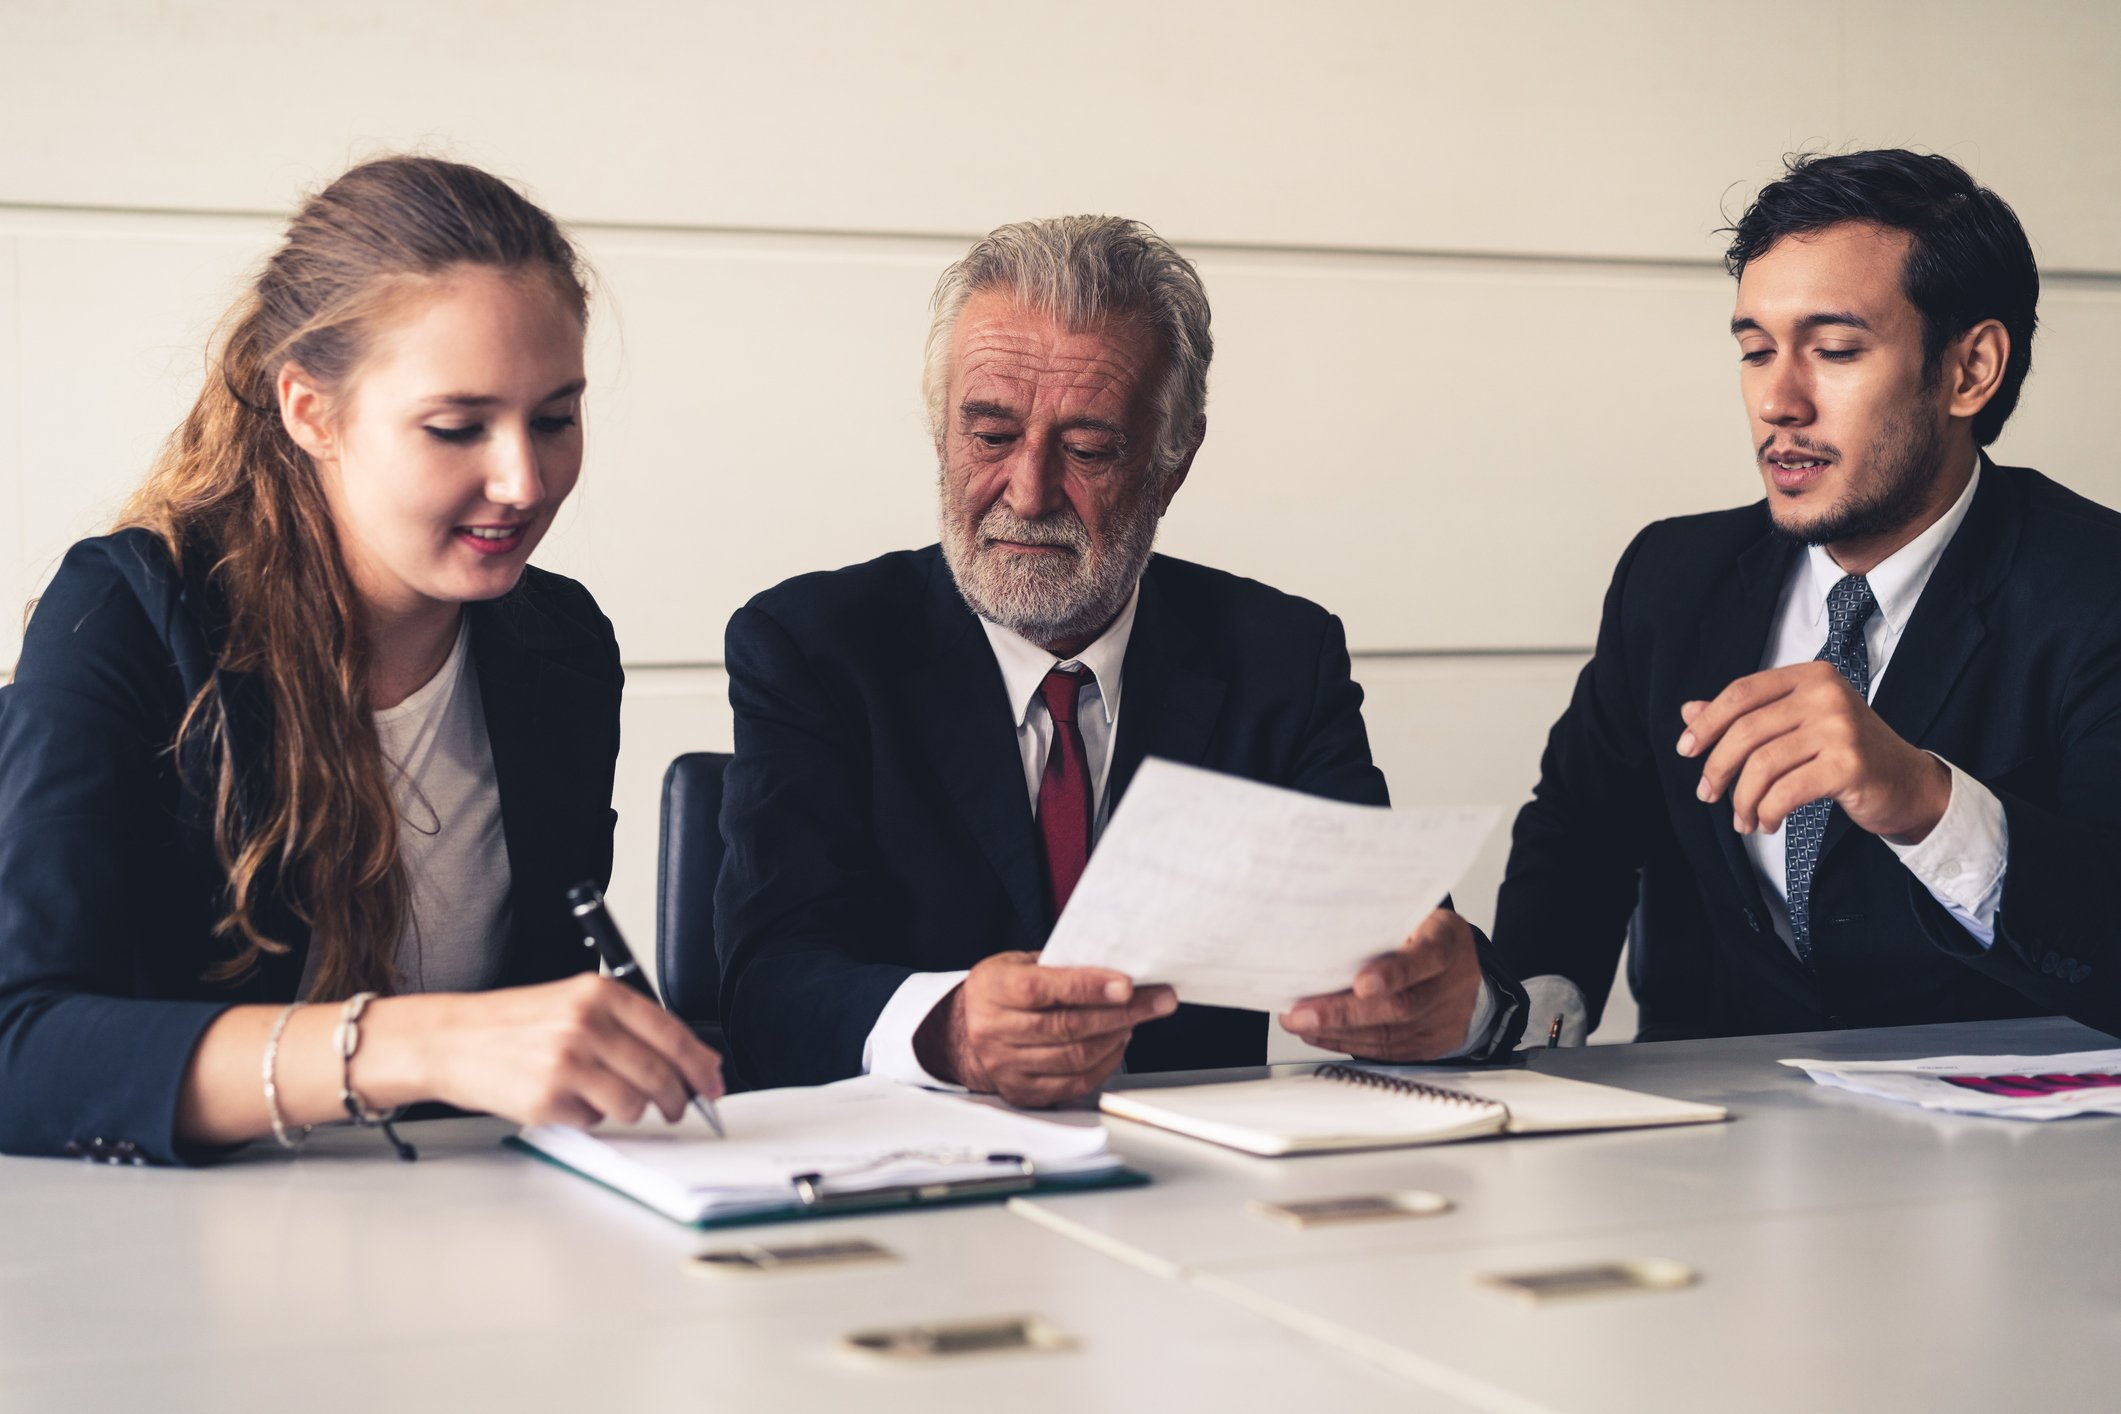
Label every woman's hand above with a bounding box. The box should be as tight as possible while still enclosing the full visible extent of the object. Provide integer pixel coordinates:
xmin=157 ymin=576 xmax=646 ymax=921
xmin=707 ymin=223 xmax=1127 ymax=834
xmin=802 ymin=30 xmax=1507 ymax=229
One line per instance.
xmin=360 ymin=974 xmax=725 ymax=1128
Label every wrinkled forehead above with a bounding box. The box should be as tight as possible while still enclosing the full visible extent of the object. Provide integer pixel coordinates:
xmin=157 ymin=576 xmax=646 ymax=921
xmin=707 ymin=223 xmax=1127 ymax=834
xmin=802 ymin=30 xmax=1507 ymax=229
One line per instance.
xmin=949 ymin=289 xmax=1163 ymax=420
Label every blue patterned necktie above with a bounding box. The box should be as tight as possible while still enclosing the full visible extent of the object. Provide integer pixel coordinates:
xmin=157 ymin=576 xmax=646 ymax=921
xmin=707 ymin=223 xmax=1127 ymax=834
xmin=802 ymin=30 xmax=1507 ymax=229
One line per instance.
xmin=1783 ymin=573 xmax=1877 ymax=967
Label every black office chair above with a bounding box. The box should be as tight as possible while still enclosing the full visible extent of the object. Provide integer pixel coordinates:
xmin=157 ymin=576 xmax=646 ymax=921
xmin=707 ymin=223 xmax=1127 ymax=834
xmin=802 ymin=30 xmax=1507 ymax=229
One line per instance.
xmin=657 ymin=751 xmax=733 ymax=1062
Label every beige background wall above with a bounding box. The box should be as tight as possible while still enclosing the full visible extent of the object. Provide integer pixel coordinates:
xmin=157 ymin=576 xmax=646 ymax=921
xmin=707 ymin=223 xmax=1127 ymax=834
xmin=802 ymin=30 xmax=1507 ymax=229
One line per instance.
xmin=4 ymin=1 xmax=2117 ymax=1047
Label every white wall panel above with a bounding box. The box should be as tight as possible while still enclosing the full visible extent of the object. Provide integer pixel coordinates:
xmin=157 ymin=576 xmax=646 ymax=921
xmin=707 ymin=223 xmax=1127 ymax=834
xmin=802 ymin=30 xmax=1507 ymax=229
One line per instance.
xmin=8 ymin=209 xmax=2116 ymax=672
xmin=5 ymin=3 xmax=2117 ymax=270
xmin=1165 ymin=253 xmax=1737 ymax=653
xmin=1987 ymin=283 xmax=2121 ymax=484
xmin=1844 ymin=2 xmax=2121 ymax=276
xmin=12 ymin=217 xmax=267 ymax=590
xmin=540 ymin=229 xmax=949 ymax=655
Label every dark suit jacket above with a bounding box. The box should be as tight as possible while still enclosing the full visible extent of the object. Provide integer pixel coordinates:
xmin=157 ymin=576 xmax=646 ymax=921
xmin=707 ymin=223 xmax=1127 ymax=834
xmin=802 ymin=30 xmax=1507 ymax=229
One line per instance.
xmin=1494 ymin=461 xmax=2121 ymax=1041
xmin=713 ymin=545 xmax=1528 ymax=1088
xmin=0 ymin=530 xmax=623 ymax=1164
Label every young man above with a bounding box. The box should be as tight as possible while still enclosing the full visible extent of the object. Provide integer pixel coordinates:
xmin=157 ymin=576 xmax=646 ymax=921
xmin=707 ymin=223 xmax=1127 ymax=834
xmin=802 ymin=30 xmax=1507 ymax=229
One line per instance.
xmin=1490 ymin=150 xmax=2121 ymax=1043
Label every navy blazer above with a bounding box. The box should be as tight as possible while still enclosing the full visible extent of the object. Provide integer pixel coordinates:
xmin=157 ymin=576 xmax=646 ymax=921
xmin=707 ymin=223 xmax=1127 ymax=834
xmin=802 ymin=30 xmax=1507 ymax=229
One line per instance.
xmin=1494 ymin=462 xmax=2121 ymax=1041
xmin=0 ymin=530 xmax=623 ymax=1163
xmin=713 ymin=544 xmax=1528 ymax=1088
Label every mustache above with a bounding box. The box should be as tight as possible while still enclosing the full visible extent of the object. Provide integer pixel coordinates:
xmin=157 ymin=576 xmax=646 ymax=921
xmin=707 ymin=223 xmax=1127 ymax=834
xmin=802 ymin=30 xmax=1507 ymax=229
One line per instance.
xmin=977 ymin=504 xmax=1089 ymax=551
xmin=1757 ymin=432 xmax=1842 ymax=463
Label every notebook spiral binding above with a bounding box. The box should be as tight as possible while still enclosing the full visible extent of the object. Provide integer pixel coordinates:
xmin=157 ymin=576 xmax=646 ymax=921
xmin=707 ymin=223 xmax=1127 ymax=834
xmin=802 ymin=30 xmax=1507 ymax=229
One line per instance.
xmin=1315 ymin=1064 xmax=1512 ymax=1122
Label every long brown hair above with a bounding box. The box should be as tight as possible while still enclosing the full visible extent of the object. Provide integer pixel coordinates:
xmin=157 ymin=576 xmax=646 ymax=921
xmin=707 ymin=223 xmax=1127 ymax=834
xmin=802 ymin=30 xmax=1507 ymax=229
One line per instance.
xmin=117 ymin=156 xmax=588 ymax=1000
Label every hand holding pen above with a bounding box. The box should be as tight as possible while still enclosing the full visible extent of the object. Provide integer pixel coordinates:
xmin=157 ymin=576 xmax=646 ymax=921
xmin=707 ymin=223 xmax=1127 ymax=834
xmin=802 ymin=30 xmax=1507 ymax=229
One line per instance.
xmin=567 ymin=882 xmax=728 ymax=1137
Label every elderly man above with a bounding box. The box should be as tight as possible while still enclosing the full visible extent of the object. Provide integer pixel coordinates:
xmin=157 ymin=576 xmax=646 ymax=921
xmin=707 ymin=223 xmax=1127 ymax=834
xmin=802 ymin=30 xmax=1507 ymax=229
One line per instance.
xmin=714 ymin=216 xmax=1529 ymax=1101
xmin=1491 ymin=150 xmax=2121 ymax=1045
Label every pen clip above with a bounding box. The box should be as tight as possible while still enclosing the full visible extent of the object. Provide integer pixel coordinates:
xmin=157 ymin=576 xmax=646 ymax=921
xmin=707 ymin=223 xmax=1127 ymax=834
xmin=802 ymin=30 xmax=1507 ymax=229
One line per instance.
xmin=790 ymin=1153 xmax=1035 ymax=1210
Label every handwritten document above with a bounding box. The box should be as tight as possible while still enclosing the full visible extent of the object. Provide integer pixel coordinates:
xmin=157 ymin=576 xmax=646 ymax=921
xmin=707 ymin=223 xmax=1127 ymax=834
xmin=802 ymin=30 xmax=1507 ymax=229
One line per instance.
xmin=1039 ymin=759 xmax=1501 ymax=1012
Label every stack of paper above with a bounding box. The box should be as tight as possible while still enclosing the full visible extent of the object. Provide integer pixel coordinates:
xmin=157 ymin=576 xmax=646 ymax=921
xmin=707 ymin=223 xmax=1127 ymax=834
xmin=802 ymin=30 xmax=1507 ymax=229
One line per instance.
xmin=1039 ymin=759 xmax=1501 ymax=1012
xmin=1781 ymin=1049 xmax=2121 ymax=1120
xmin=518 ymin=1077 xmax=1122 ymax=1224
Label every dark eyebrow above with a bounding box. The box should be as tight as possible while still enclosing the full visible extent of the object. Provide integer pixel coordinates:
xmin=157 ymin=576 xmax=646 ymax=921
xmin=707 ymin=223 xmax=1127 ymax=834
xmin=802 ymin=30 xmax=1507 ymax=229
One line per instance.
xmin=425 ymin=378 xmax=586 ymax=409
xmin=1729 ymin=312 xmax=1874 ymax=337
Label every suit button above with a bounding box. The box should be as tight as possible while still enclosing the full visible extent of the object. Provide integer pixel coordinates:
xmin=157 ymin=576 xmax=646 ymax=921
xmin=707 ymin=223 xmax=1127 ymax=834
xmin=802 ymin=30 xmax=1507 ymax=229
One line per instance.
xmin=63 ymin=1140 xmax=86 ymax=1159
xmin=1827 ymin=1014 xmax=1847 ymax=1028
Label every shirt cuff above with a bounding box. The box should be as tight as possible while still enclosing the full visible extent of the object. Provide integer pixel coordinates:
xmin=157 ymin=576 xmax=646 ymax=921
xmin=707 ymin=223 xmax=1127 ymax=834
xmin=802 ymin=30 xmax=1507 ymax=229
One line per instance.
xmin=1438 ymin=975 xmax=1501 ymax=1059
xmin=861 ymin=970 xmax=972 ymax=1090
xmin=1882 ymin=755 xmax=2008 ymax=948
xmin=1519 ymin=974 xmax=1590 ymax=1048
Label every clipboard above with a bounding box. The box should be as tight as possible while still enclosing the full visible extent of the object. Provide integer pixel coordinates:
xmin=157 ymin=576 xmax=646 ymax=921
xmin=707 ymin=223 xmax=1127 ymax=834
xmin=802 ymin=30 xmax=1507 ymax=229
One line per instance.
xmin=505 ymin=1137 xmax=1150 ymax=1230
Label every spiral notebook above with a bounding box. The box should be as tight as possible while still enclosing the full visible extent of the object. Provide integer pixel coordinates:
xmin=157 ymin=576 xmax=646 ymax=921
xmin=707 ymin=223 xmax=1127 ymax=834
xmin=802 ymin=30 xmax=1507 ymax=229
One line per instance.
xmin=1099 ymin=1063 xmax=1727 ymax=1156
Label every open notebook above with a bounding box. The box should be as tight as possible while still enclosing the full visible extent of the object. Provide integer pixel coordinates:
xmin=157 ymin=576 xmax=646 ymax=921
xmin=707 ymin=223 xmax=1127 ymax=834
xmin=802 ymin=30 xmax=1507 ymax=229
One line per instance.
xmin=515 ymin=1076 xmax=1129 ymax=1225
xmin=1100 ymin=1063 xmax=1728 ymax=1156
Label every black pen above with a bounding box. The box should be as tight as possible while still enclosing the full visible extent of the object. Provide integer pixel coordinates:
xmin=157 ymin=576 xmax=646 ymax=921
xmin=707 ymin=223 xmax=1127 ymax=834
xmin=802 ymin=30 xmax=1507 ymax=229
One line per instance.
xmin=566 ymin=881 xmax=726 ymax=1137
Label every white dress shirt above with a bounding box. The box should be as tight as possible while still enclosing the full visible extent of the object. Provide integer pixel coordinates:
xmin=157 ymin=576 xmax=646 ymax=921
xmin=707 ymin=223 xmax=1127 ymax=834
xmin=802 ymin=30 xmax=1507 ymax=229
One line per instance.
xmin=863 ymin=585 xmax=1501 ymax=1082
xmin=1515 ymin=461 xmax=2009 ymax=1046
xmin=861 ymin=591 xmax=1140 ymax=1086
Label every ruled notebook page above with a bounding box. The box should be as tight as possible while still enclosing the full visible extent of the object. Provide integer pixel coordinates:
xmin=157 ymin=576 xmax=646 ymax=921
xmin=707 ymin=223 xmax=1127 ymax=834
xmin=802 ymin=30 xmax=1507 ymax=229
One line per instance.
xmin=1386 ymin=1067 xmax=1729 ymax=1134
xmin=1102 ymin=1066 xmax=1726 ymax=1156
xmin=1100 ymin=1072 xmax=1508 ymax=1155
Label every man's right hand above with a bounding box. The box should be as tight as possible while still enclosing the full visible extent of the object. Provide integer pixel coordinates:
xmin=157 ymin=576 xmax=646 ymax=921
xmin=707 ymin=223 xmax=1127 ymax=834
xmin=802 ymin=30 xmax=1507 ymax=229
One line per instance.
xmin=914 ymin=952 xmax=1177 ymax=1107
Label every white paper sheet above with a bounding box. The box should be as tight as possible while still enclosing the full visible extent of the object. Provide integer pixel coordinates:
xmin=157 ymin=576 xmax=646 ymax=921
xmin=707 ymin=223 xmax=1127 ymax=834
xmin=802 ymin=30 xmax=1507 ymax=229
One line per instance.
xmin=519 ymin=1077 xmax=1118 ymax=1222
xmin=1038 ymin=758 xmax=1501 ymax=1012
xmin=1780 ymin=1049 xmax=2121 ymax=1120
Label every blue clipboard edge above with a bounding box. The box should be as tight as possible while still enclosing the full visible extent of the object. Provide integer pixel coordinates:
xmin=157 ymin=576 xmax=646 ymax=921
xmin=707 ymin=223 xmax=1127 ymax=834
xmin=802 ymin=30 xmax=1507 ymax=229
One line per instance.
xmin=503 ymin=1135 xmax=1152 ymax=1230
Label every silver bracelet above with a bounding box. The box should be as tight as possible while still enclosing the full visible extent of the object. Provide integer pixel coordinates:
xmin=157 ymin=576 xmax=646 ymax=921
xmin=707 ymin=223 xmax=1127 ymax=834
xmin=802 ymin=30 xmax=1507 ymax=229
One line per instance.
xmin=262 ymin=1001 xmax=312 ymax=1151
xmin=335 ymin=991 xmax=418 ymax=1162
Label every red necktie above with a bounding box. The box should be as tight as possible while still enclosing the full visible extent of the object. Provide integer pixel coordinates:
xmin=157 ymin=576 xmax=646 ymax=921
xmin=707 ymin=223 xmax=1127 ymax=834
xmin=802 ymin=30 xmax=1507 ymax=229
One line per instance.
xmin=1037 ymin=666 xmax=1094 ymax=917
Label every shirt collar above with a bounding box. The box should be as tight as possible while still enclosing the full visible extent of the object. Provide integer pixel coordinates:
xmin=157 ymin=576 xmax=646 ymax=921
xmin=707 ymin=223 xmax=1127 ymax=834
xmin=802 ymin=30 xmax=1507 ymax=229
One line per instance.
xmin=977 ymin=585 xmax=1140 ymax=730
xmin=1798 ymin=456 xmax=1982 ymax=636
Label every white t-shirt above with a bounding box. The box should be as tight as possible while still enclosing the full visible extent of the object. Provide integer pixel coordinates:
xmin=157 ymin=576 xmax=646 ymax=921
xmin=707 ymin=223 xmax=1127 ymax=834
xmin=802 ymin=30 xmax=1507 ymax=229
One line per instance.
xmin=299 ymin=620 xmax=512 ymax=997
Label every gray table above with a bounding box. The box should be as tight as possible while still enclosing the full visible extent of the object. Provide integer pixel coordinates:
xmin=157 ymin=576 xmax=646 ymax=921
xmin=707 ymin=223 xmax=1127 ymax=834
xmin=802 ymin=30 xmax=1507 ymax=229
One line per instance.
xmin=0 ymin=1121 xmax=1448 ymax=1414
xmin=1018 ymin=1015 xmax=2121 ymax=1413
xmin=2 ymin=1017 xmax=2113 ymax=1413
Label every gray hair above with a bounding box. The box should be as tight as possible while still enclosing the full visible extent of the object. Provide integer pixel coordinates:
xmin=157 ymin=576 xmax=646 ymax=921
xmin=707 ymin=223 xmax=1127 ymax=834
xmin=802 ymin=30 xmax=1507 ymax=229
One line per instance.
xmin=922 ymin=215 xmax=1213 ymax=482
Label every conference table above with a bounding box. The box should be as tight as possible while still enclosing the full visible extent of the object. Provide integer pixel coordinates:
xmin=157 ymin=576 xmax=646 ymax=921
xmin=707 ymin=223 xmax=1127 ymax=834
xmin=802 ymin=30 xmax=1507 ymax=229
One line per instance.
xmin=2 ymin=1016 xmax=2114 ymax=1413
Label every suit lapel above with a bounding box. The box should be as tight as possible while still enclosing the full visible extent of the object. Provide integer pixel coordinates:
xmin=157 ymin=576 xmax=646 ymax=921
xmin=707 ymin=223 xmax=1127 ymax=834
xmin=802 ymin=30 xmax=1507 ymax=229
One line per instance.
xmin=919 ymin=562 xmax=1049 ymax=931
xmin=1818 ymin=459 xmax=2015 ymax=861
xmin=470 ymin=606 xmax=552 ymax=977
xmin=472 ymin=596 xmax=616 ymax=987
xmin=1691 ymin=519 xmax=1801 ymax=927
xmin=1108 ymin=562 xmax=1226 ymax=809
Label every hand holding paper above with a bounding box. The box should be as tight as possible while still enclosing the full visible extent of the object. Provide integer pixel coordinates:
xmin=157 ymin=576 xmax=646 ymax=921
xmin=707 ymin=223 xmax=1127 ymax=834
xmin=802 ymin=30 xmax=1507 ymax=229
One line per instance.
xmin=1279 ymin=905 xmax=1488 ymax=1060
xmin=915 ymin=951 xmax=1178 ymax=1108
xmin=1039 ymin=761 xmax=1501 ymax=1039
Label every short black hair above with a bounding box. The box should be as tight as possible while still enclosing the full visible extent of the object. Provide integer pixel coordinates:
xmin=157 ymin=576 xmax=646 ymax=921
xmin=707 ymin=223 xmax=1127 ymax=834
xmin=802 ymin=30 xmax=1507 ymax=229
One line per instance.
xmin=1723 ymin=150 xmax=2039 ymax=447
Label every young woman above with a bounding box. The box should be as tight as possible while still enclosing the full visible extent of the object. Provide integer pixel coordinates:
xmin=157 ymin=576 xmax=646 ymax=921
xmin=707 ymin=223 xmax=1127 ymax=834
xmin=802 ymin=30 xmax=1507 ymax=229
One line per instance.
xmin=0 ymin=156 xmax=721 ymax=1164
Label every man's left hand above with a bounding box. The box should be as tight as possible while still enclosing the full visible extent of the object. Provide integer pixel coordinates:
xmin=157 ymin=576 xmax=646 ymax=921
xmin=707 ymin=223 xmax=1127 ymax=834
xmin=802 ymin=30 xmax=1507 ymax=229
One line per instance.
xmin=1680 ymin=660 xmax=1952 ymax=843
xmin=1278 ymin=907 xmax=1483 ymax=1060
